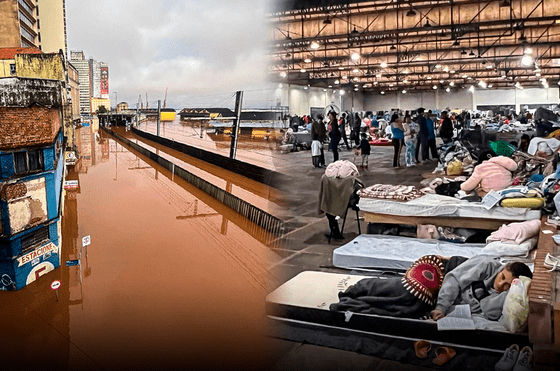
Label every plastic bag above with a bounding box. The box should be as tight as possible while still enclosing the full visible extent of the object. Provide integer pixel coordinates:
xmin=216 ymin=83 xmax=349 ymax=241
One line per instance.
xmin=446 ymin=160 xmax=463 ymax=176
xmin=499 ymin=276 xmax=531 ymax=333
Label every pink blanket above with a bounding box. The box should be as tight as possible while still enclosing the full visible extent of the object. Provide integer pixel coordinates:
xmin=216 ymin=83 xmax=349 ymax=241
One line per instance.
xmin=486 ymin=219 xmax=541 ymax=245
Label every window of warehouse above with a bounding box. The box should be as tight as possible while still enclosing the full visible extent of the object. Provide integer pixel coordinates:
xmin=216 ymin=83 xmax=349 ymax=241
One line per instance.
xmin=14 ymin=149 xmax=44 ymax=175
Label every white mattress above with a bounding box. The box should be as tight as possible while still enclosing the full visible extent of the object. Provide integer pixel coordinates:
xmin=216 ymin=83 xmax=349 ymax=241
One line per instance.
xmin=358 ymin=194 xmax=541 ymax=221
xmin=267 ymin=271 xmax=508 ymax=332
xmin=332 ymin=235 xmax=485 ymax=270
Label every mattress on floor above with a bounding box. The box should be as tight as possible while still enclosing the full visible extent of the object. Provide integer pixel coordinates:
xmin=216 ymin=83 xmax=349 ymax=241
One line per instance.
xmin=358 ymin=193 xmax=541 ymax=221
xmin=266 ymin=271 xmax=529 ymax=351
xmin=332 ymin=235 xmax=486 ymax=270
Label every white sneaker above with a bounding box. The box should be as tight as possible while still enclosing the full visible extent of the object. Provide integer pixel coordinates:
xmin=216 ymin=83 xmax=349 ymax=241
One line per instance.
xmin=544 ymin=253 xmax=560 ymax=271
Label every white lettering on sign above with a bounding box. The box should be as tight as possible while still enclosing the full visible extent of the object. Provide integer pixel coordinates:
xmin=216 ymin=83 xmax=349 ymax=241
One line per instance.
xmin=50 ymin=280 xmax=61 ymax=290
xmin=17 ymin=242 xmax=58 ymax=267
xmin=82 ymin=235 xmax=91 ymax=247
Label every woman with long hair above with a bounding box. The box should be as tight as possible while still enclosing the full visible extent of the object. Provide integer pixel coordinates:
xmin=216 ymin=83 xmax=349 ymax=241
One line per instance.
xmin=328 ymin=111 xmax=341 ymax=162
xmin=390 ymin=113 xmax=404 ymax=167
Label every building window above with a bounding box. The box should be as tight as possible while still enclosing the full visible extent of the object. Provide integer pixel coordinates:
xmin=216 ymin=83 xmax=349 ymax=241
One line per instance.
xmin=21 ymin=227 xmax=49 ymax=253
xmin=10 ymin=64 xmax=16 ymax=75
xmin=13 ymin=149 xmax=44 ymax=175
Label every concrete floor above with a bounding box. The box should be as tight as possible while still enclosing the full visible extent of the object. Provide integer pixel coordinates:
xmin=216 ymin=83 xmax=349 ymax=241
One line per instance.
xmin=267 ymin=144 xmax=452 ymax=371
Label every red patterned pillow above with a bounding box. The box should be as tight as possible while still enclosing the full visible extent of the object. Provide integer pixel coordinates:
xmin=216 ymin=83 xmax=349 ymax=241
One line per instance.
xmin=401 ymin=255 xmax=445 ymax=305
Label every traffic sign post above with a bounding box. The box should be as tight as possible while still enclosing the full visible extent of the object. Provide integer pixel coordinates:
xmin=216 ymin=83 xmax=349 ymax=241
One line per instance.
xmin=51 ymin=280 xmax=61 ymax=302
xmin=82 ymin=235 xmax=91 ymax=247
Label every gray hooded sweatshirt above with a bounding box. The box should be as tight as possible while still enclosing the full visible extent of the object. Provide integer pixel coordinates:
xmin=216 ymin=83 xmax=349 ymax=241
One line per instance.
xmin=436 ymin=255 xmax=507 ymax=320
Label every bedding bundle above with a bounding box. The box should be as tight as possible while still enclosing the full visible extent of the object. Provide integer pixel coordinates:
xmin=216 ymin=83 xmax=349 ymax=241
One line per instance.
xmin=358 ymin=184 xmax=424 ymax=201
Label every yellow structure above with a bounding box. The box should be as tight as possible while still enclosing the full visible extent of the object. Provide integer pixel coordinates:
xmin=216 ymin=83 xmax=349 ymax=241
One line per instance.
xmin=36 ymin=0 xmax=67 ymax=57
xmin=91 ymin=98 xmax=111 ymax=114
xmin=116 ymin=102 xmax=129 ymax=113
xmin=0 ymin=48 xmax=64 ymax=80
xmin=160 ymin=109 xmax=176 ymax=122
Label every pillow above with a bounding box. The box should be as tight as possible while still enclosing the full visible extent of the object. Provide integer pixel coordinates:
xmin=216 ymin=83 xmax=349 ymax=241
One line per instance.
xmin=500 ymin=197 xmax=545 ymax=209
xmin=499 ymin=275 xmax=532 ymax=333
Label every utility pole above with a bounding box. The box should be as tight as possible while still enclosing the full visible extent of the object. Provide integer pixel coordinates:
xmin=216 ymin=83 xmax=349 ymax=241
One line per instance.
xmin=157 ymin=100 xmax=161 ymax=137
xmin=229 ymin=91 xmax=244 ymax=159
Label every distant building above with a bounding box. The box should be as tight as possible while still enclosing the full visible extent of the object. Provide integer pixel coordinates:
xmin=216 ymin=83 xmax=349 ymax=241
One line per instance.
xmin=91 ymin=97 xmax=111 ymax=113
xmin=0 ymin=0 xmax=38 ymax=48
xmin=0 ymin=49 xmax=67 ymax=290
xmin=116 ymin=102 xmax=129 ymax=113
xmin=69 ymin=51 xmax=91 ymax=114
xmin=69 ymin=51 xmax=109 ymax=115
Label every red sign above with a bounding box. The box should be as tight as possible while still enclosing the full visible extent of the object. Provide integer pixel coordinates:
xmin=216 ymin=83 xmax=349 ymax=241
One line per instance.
xmin=50 ymin=280 xmax=61 ymax=290
xmin=100 ymin=66 xmax=109 ymax=95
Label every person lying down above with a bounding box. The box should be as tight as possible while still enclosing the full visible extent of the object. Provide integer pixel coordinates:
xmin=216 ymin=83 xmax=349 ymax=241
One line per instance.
xmin=330 ymin=255 xmax=532 ymax=322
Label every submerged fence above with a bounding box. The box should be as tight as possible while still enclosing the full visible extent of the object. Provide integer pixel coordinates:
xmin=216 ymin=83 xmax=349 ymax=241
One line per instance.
xmin=102 ymin=127 xmax=285 ymax=238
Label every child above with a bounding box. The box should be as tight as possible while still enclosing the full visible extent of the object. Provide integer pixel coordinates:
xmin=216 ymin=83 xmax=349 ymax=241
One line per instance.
xmin=403 ymin=114 xmax=416 ymax=167
xmin=357 ymin=132 xmax=371 ymax=168
xmin=431 ymin=255 xmax=532 ymax=321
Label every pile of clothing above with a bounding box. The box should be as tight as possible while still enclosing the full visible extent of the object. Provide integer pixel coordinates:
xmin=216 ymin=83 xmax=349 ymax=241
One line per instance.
xmin=478 ymin=220 xmax=541 ymax=262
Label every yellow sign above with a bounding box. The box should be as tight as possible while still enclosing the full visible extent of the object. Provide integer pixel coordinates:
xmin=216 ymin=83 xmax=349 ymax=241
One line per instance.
xmin=17 ymin=242 xmax=58 ymax=267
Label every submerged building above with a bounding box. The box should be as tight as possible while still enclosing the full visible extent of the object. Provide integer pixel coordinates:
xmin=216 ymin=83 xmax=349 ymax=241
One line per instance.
xmin=0 ymin=48 xmax=67 ymax=290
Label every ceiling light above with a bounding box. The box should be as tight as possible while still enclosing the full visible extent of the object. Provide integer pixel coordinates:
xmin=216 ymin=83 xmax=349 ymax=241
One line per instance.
xmin=435 ymin=64 xmax=442 ymax=69
xmin=462 ymin=74 xmax=468 ymax=78
xmin=403 ymin=69 xmax=410 ymax=74
xmin=432 ymin=85 xmax=438 ymax=90
xmin=380 ymin=91 xmax=385 ymax=95
xmin=328 ymin=85 xmax=332 ymax=88
xmin=304 ymin=86 xmax=308 ymax=90
xmin=406 ymin=8 xmax=416 ymax=17
xmin=446 ymin=88 xmax=451 ymax=92
xmin=425 ymin=20 xmax=432 ymax=28
xmin=351 ymin=53 xmax=360 ymax=61
xmin=389 ymin=83 xmax=394 ymax=87
xmin=402 ymin=90 xmax=407 ymax=94
xmin=461 ymin=49 xmax=467 ymax=55
xmin=453 ymin=39 xmax=460 ymax=46
xmin=467 ymin=76 xmax=472 ymax=80
xmin=353 ymin=69 xmax=359 ymax=74
xmin=304 ymin=58 xmax=312 ymax=63
xmin=340 ymin=89 xmax=346 ymax=95
xmin=500 ymin=0 xmax=511 ymax=7
xmin=354 ymin=88 xmax=359 ymax=91
xmin=443 ymin=66 xmax=449 ymax=72
xmin=343 ymin=75 xmax=348 ymax=79
xmin=440 ymin=80 xmax=444 ymax=83
xmin=300 ymin=68 xmax=306 ymax=73
xmin=334 ymin=79 xmax=340 ymax=84
xmin=427 ymin=76 xmax=432 ymax=80
xmin=350 ymin=27 xmax=359 ymax=35
xmin=280 ymin=71 xmax=287 ymax=78
xmin=390 ymin=45 xmax=397 ymax=50
xmin=380 ymin=62 xmax=388 ymax=68
xmin=486 ymin=64 xmax=493 ymax=69
xmin=450 ymin=70 xmax=456 ymax=73
xmin=518 ymin=34 xmax=527 ymax=43
xmin=449 ymin=82 xmax=455 ymax=86
xmin=339 ymin=67 xmax=344 ymax=70
xmin=536 ymin=72 xmax=541 ymax=77
xmin=524 ymin=48 xmax=533 ymax=55
xmin=488 ymin=84 xmax=493 ymax=88
xmin=469 ymin=50 xmax=475 ymax=56
xmin=478 ymin=80 xmax=487 ymax=88
xmin=376 ymin=73 xmax=382 ymax=78
xmin=353 ymin=77 xmax=359 ymax=81
xmin=403 ymin=79 xmax=409 ymax=84
xmin=373 ymin=81 xmax=378 ymax=85
xmin=323 ymin=88 xmax=327 ymax=91
xmin=310 ymin=41 xmax=320 ymax=50
xmin=521 ymin=54 xmax=533 ymax=66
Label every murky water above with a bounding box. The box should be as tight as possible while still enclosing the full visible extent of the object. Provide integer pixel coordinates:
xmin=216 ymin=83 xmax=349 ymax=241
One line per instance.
xmin=0 ymin=126 xmax=282 ymax=370
xmin=137 ymin=119 xmax=285 ymax=170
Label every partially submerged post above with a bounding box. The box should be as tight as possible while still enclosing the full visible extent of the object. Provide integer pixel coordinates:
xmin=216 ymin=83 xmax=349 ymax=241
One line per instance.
xmin=229 ymin=91 xmax=244 ymax=159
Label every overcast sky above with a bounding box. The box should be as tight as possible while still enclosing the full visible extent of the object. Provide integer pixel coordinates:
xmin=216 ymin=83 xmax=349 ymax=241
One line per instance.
xmin=66 ymin=0 xmax=273 ymax=109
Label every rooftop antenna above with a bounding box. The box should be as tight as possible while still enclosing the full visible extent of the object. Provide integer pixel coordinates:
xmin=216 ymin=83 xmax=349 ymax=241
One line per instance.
xmin=146 ymin=92 xmax=149 ymax=109
xmin=163 ymin=87 xmax=168 ymax=109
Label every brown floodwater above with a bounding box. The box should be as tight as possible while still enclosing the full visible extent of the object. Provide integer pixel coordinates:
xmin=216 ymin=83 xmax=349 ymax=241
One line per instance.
xmin=0 ymin=126 xmax=283 ymax=371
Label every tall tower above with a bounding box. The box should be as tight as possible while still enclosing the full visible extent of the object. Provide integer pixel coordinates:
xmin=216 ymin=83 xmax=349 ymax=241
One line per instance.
xmin=36 ymin=0 xmax=68 ymax=57
xmin=69 ymin=51 xmax=91 ymax=115
xmin=0 ymin=0 xmax=38 ymax=48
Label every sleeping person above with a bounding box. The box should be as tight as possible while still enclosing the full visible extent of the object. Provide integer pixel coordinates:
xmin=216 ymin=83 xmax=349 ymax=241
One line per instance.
xmin=430 ymin=255 xmax=533 ymax=321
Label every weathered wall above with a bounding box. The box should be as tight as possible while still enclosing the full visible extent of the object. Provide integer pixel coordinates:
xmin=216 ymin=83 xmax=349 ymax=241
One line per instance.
xmin=0 ymin=0 xmax=20 ymax=48
xmin=0 ymin=59 xmax=15 ymax=77
xmin=15 ymin=53 xmax=64 ymax=80
xmin=2 ymin=177 xmax=48 ymax=234
xmin=0 ymin=106 xmax=61 ymax=150
xmin=0 ymin=77 xmax=63 ymax=107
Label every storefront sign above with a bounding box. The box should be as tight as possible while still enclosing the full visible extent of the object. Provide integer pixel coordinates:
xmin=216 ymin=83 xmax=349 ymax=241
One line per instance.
xmin=17 ymin=242 xmax=57 ymax=267
xmin=64 ymin=180 xmax=79 ymax=190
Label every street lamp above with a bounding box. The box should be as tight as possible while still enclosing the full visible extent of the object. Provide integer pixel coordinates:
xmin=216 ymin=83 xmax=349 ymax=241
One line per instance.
xmin=113 ymin=92 xmax=117 ymax=111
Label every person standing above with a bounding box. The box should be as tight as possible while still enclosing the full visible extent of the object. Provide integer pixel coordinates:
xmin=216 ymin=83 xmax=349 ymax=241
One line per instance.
xmin=439 ymin=111 xmax=453 ymax=144
xmin=312 ymin=116 xmax=327 ymax=167
xmin=425 ymin=110 xmax=439 ymax=161
xmin=403 ymin=114 xmax=416 ymax=167
xmin=416 ymin=107 xmax=428 ymax=163
xmin=328 ymin=111 xmax=341 ymax=162
xmin=339 ymin=113 xmax=351 ymax=150
xmin=357 ymin=132 xmax=371 ymax=168
xmin=390 ymin=113 xmax=404 ymax=167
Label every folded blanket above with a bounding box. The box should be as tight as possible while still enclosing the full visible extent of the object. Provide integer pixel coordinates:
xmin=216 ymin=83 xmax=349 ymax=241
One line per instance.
xmin=486 ymin=220 xmax=541 ymax=245
xmin=358 ymin=184 xmax=424 ymax=201
xmin=478 ymin=237 xmax=538 ymax=258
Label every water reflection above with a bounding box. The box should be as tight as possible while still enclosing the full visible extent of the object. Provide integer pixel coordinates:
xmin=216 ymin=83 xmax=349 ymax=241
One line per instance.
xmin=0 ymin=125 xmax=281 ymax=370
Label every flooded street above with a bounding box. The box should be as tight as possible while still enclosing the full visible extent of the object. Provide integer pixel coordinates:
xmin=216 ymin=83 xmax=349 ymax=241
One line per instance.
xmin=137 ymin=119 xmax=285 ymax=171
xmin=0 ymin=126 xmax=282 ymax=370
